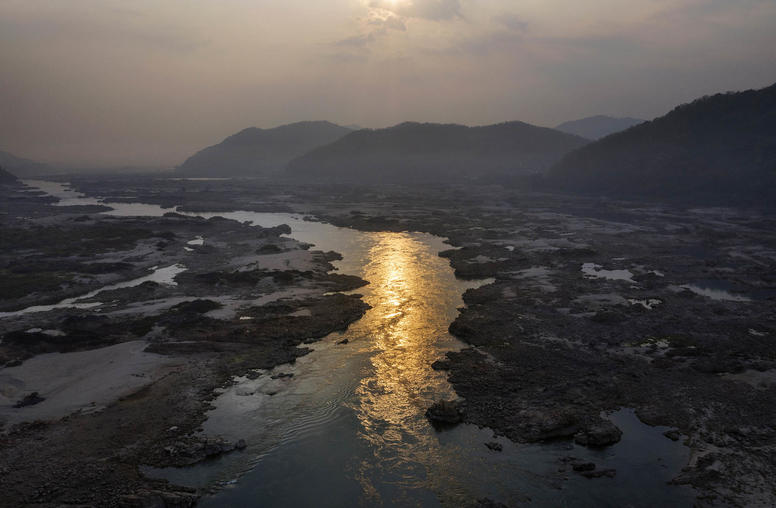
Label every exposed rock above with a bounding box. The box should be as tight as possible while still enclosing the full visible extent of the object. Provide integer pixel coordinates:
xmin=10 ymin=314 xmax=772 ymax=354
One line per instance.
xmin=117 ymin=488 xmax=198 ymax=508
xmin=519 ymin=409 xmax=581 ymax=442
xmin=160 ymin=437 xmax=246 ymax=466
xmin=590 ymin=310 xmax=627 ymax=324
xmin=485 ymin=441 xmax=503 ymax=452
xmin=13 ymin=392 xmax=45 ymax=408
xmin=581 ymin=469 xmax=617 ymax=479
xmin=431 ymin=359 xmax=451 ymax=371
xmin=426 ymin=399 xmax=465 ymax=426
xmin=574 ymin=420 xmax=623 ymax=447
xmin=572 ymin=462 xmax=596 ymax=472
xmin=473 ymin=498 xmax=510 ymax=508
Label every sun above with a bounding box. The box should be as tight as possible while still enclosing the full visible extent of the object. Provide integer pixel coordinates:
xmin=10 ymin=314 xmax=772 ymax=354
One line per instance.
xmin=363 ymin=0 xmax=410 ymax=12
xmin=383 ymin=0 xmax=408 ymax=8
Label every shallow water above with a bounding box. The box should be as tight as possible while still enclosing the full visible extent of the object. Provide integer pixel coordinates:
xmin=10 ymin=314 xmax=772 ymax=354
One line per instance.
xmin=680 ymin=279 xmax=751 ymax=302
xmin=22 ymin=180 xmax=695 ymax=506
xmin=0 ymin=264 xmax=186 ymax=318
xmin=22 ymin=180 xmax=173 ymax=216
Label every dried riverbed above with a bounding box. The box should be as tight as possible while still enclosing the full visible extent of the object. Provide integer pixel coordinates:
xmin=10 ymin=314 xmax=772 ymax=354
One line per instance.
xmin=2 ymin=176 xmax=775 ymax=507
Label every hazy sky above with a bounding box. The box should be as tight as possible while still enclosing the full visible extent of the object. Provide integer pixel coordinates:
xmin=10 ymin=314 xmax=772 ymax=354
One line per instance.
xmin=1 ymin=0 xmax=775 ymax=167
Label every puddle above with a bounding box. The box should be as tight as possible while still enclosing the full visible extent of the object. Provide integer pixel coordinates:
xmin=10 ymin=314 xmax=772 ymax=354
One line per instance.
xmin=629 ymin=298 xmax=663 ymax=310
xmin=582 ymin=263 xmax=636 ymax=283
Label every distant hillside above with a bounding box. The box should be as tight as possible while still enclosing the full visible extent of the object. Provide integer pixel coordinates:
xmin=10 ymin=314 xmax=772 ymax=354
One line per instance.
xmin=177 ymin=121 xmax=352 ymax=176
xmin=0 ymin=150 xmax=49 ymax=177
xmin=555 ymin=116 xmax=644 ymax=140
xmin=286 ymin=121 xmax=588 ymax=183
xmin=548 ymin=83 xmax=776 ymax=203
xmin=0 ymin=166 xmax=17 ymax=184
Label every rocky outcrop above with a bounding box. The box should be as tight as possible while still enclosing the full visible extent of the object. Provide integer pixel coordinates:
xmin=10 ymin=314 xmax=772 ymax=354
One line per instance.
xmin=426 ymin=399 xmax=465 ymax=426
xmin=574 ymin=420 xmax=623 ymax=447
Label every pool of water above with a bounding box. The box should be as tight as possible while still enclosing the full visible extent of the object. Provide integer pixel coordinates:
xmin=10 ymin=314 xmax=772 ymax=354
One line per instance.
xmin=21 ymin=180 xmax=696 ymax=506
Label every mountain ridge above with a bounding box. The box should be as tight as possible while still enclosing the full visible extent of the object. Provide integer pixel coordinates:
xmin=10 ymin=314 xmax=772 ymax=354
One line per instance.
xmin=0 ymin=150 xmax=49 ymax=177
xmin=177 ymin=121 xmax=353 ymax=177
xmin=0 ymin=166 xmax=17 ymax=184
xmin=286 ymin=120 xmax=588 ymax=183
xmin=548 ymin=83 xmax=776 ymax=203
xmin=555 ymin=115 xmax=645 ymax=140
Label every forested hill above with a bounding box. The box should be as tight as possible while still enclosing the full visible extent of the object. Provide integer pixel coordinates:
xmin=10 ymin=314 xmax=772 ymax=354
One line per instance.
xmin=548 ymin=83 xmax=776 ymax=203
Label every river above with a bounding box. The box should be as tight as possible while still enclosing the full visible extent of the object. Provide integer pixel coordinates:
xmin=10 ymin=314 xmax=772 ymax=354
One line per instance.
xmin=23 ymin=180 xmax=695 ymax=507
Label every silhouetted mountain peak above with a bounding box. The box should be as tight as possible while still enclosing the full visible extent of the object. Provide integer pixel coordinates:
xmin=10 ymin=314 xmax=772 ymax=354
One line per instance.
xmin=177 ymin=121 xmax=353 ymax=176
xmin=0 ymin=150 xmax=49 ymax=177
xmin=0 ymin=165 xmax=18 ymax=183
xmin=287 ymin=121 xmax=588 ymax=183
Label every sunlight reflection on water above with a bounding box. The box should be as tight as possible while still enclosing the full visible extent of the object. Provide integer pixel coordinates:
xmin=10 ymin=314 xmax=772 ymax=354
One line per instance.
xmin=350 ymin=233 xmax=468 ymax=501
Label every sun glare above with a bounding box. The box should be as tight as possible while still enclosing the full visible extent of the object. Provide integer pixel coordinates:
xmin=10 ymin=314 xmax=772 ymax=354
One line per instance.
xmin=383 ymin=0 xmax=406 ymax=9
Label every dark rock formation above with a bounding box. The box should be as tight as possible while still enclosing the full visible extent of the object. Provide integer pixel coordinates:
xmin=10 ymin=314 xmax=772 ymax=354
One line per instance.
xmin=574 ymin=420 xmax=623 ymax=447
xmin=426 ymin=399 xmax=465 ymax=426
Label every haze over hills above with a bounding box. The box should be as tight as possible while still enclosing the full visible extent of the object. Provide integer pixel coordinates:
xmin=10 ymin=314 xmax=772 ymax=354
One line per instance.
xmin=548 ymin=82 xmax=776 ymax=203
xmin=176 ymin=121 xmax=352 ymax=177
xmin=286 ymin=121 xmax=588 ymax=183
xmin=0 ymin=166 xmax=17 ymax=184
xmin=0 ymin=150 xmax=49 ymax=177
xmin=554 ymin=116 xmax=645 ymax=140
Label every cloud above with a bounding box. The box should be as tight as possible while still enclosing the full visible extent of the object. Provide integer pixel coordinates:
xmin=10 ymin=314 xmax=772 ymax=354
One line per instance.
xmin=390 ymin=0 xmax=462 ymax=21
xmin=367 ymin=9 xmax=407 ymax=31
xmin=430 ymin=12 xmax=528 ymax=57
xmin=334 ymin=32 xmax=378 ymax=48
xmin=497 ymin=13 xmax=529 ymax=33
xmin=367 ymin=0 xmax=462 ymax=21
xmin=334 ymin=0 xmax=461 ymax=56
